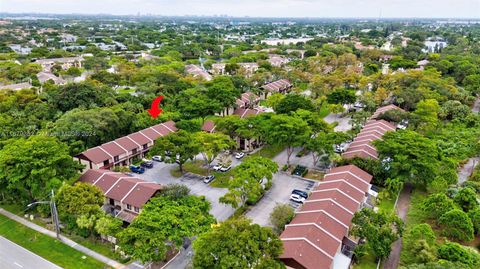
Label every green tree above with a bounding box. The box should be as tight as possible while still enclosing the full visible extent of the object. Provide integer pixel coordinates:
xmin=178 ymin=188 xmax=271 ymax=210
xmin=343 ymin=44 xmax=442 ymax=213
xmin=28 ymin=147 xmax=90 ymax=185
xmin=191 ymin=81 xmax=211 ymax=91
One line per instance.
xmin=438 ymin=209 xmax=474 ymax=242
xmin=269 ymin=204 xmax=295 ymax=234
xmin=422 ymin=193 xmax=456 ymax=221
xmin=374 ymin=130 xmax=441 ymax=186
xmin=437 ymin=242 xmax=480 ymax=268
xmin=220 ymin=156 xmax=278 ymax=208
xmin=192 ymin=217 xmax=284 ymax=269
xmin=413 ymin=99 xmax=440 ymax=132
xmin=467 ymin=207 xmax=480 ymax=235
xmin=206 ymin=76 xmax=240 ymax=109
xmin=274 ymin=94 xmax=314 ymax=114
xmin=327 ymin=88 xmax=357 ymax=105
xmin=117 ymin=195 xmax=215 ymax=263
xmin=196 ymin=132 xmax=235 ymax=174
xmin=350 ymin=208 xmax=404 ymax=260
xmin=56 ymin=182 xmax=104 ymax=219
xmin=0 ymin=135 xmax=82 ymax=202
xmin=453 ymin=187 xmax=479 ymax=212
xmin=261 ymin=114 xmax=311 ymax=167
xmin=149 ymin=130 xmax=200 ymax=174
xmin=402 ymin=224 xmax=437 ymax=264
xmin=95 ymin=214 xmax=122 ymax=240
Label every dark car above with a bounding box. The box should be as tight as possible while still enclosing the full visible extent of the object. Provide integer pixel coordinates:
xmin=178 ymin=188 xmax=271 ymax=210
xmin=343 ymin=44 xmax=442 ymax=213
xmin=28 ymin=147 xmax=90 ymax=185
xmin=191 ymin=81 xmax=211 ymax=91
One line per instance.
xmin=130 ymin=165 xmax=145 ymax=174
xmin=292 ymin=165 xmax=307 ymax=177
xmin=141 ymin=160 xmax=154 ymax=169
xmin=203 ymin=175 xmax=215 ymax=184
xmin=292 ymin=189 xmax=308 ymax=199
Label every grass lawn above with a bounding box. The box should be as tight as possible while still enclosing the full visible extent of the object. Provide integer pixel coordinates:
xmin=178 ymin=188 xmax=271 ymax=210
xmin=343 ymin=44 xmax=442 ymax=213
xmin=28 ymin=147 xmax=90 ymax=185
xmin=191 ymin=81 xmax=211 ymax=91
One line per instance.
xmin=0 ymin=214 xmax=106 ymax=269
xmin=251 ymin=144 xmax=285 ymax=159
xmin=318 ymin=102 xmax=330 ymax=118
xmin=304 ymin=170 xmax=325 ymax=181
xmin=170 ymin=160 xmax=234 ymax=188
xmin=352 ymin=253 xmax=379 ymax=269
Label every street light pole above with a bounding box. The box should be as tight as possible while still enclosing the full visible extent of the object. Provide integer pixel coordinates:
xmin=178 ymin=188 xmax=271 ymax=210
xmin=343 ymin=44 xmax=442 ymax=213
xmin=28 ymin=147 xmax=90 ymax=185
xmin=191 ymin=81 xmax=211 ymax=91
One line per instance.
xmin=27 ymin=190 xmax=60 ymax=239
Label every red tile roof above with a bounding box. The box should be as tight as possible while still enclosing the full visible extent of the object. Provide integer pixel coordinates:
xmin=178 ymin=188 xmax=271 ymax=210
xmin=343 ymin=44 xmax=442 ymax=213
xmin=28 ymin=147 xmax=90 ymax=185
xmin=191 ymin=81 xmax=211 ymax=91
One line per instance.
xmin=262 ymin=79 xmax=292 ymax=92
xmin=280 ymin=165 xmax=373 ymax=269
xmin=371 ymin=104 xmax=404 ymax=119
xmin=79 ymin=169 xmax=161 ymax=209
xmin=201 ymin=120 xmax=216 ymax=133
xmin=75 ymin=121 xmax=177 ymax=165
xmin=233 ymin=108 xmax=264 ymax=119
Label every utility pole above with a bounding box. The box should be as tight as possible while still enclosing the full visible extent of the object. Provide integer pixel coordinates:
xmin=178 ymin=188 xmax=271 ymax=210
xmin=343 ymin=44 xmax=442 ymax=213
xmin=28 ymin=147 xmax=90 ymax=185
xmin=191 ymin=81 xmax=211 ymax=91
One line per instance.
xmin=50 ymin=190 xmax=60 ymax=239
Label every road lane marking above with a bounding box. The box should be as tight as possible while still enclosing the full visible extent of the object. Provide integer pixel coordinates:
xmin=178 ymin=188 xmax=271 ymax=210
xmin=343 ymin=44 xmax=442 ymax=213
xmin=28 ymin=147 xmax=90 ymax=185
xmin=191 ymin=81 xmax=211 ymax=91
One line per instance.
xmin=14 ymin=262 xmax=23 ymax=268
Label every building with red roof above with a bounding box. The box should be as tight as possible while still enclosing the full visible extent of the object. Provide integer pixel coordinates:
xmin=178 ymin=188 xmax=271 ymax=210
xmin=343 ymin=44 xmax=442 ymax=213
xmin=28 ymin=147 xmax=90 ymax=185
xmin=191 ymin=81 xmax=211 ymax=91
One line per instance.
xmin=74 ymin=121 xmax=177 ymax=172
xmin=280 ymin=165 xmax=374 ymax=269
xmin=261 ymin=79 xmax=292 ymax=99
xmin=79 ymin=169 xmax=162 ymax=223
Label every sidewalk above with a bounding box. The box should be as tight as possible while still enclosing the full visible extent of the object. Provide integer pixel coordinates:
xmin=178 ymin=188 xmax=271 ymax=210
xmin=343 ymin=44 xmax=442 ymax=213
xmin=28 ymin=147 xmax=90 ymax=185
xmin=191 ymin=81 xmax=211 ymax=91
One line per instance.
xmin=0 ymin=208 xmax=124 ymax=269
xmin=382 ymin=185 xmax=413 ymax=269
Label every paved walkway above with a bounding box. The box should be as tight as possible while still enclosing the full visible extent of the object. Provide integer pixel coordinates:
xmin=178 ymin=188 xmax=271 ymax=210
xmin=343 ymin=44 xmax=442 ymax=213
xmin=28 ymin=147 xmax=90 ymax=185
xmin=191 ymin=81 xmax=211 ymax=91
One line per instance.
xmin=0 ymin=208 xmax=124 ymax=269
xmin=472 ymin=97 xmax=480 ymax=113
xmin=382 ymin=185 xmax=413 ymax=269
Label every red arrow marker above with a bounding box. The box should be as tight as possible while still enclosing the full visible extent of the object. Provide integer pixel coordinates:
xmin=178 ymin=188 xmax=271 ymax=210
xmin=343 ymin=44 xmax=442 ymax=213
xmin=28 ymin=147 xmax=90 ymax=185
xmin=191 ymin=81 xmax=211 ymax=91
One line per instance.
xmin=147 ymin=96 xmax=164 ymax=119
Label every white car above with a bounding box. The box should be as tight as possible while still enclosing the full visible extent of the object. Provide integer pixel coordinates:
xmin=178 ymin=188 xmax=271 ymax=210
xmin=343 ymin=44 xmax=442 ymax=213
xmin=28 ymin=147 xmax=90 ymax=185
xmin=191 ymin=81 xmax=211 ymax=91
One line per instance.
xmin=235 ymin=152 xmax=245 ymax=159
xmin=290 ymin=193 xmax=306 ymax=204
xmin=152 ymin=155 xmax=162 ymax=162
xmin=220 ymin=165 xmax=232 ymax=172
xmin=396 ymin=120 xmax=409 ymax=130
xmin=212 ymin=164 xmax=222 ymax=171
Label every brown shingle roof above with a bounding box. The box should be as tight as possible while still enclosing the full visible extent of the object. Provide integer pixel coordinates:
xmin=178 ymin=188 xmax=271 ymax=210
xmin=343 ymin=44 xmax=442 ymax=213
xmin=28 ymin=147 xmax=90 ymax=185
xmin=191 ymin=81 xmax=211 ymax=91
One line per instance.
xmin=262 ymin=79 xmax=292 ymax=92
xmin=233 ymin=108 xmax=264 ymax=119
xmin=280 ymin=165 xmax=373 ymax=269
xmin=201 ymin=120 xmax=216 ymax=133
xmin=79 ymin=169 xmax=162 ymax=209
xmin=371 ymin=104 xmax=404 ymax=119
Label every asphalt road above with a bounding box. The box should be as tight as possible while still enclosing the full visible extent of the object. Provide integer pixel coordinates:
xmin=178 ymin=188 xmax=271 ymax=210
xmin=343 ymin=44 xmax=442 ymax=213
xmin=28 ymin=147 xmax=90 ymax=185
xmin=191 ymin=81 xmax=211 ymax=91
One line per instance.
xmin=0 ymin=236 xmax=62 ymax=269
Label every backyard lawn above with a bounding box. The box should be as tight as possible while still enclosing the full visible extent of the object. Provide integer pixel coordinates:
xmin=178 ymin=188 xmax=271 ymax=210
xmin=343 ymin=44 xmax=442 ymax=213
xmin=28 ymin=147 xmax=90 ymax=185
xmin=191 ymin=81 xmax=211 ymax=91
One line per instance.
xmin=0 ymin=213 xmax=106 ymax=269
xmin=251 ymin=144 xmax=285 ymax=159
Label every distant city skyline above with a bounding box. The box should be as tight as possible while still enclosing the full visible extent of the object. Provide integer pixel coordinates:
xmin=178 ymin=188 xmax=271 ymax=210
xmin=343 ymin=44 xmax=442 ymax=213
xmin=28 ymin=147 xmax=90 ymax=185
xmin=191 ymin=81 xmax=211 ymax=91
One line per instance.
xmin=1 ymin=0 xmax=479 ymax=19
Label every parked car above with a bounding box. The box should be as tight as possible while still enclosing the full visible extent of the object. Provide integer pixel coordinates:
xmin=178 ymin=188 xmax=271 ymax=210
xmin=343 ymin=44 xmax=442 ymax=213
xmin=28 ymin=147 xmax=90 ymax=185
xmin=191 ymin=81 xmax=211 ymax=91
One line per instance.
xmin=334 ymin=143 xmax=349 ymax=153
xmin=212 ymin=164 xmax=222 ymax=171
xmin=129 ymin=165 xmax=145 ymax=174
xmin=292 ymin=189 xmax=308 ymax=199
xmin=290 ymin=193 xmax=306 ymax=204
xmin=152 ymin=155 xmax=162 ymax=162
xmin=203 ymin=175 xmax=215 ymax=184
xmin=396 ymin=119 xmax=409 ymax=130
xmin=292 ymin=165 xmax=308 ymax=177
xmin=141 ymin=160 xmax=154 ymax=169
xmin=220 ymin=165 xmax=232 ymax=172
xmin=235 ymin=152 xmax=245 ymax=159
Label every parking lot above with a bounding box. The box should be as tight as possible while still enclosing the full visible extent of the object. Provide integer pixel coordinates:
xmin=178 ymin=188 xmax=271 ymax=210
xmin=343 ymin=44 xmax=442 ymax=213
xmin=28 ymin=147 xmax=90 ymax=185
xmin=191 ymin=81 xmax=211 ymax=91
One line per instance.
xmin=136 ymin=157 xmax=236 ymax=222
xmin=245 ymin=173 xmax=316 ymax=227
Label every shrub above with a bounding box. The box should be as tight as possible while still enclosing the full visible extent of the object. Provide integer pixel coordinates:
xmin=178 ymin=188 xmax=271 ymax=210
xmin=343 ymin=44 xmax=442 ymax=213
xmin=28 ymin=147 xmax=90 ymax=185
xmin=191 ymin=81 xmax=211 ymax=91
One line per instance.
xmin=269 ymin=204 xmax=295 ymax=234
xmin=438 ymin=209 xmax=474 ymax=242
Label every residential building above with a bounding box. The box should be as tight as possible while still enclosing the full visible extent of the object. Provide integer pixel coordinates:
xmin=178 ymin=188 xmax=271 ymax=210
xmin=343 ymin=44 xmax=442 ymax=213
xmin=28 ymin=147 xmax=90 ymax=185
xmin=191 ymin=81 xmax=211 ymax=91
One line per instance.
xmin=185 ymin=64 xmax=212 ymax=81
xmin=35 ymin=56 xmax=84 ymax=71
xmin=342 ymin=105 xmax=402 ymax=160
xmin=280 ymin=165 xmax=375 ymax=269
xmin=37 ymin=71 xmax=66 ymax=85
xmin=211 ymin=62 xmax=259 ymax=76
xmin=8 ymin=44 xmax=32 ymax=55
xmin=261 ymin=79 xmax=292 ymax=99
xmin=74 ymin=121 xmax=177 ymax=172
xmin=0 ymin=82 xmax=33 ymax=91
xmin=79 ymin=169 xmax=162 ymax=223
xmin=268 ymin=54 xmax=290 ymax=67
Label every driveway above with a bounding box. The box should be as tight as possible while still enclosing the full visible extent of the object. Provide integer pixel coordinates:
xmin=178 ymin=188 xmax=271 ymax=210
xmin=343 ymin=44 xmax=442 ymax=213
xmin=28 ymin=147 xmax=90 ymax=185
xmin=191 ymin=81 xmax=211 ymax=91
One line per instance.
xmin=246 ymin=173 xmax=315 ymax=227
xmin=324 ymin=113 xmax=352 ymax=132
xmin=137 ymin=156 xmax=235 ymax=222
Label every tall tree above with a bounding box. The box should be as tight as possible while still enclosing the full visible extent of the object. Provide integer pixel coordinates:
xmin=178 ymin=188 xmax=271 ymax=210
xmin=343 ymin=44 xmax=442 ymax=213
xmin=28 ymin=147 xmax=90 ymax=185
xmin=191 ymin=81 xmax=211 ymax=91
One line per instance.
xmin=193 ymin=217 xmax=284 ymax=269
xmin=196 ymin=132 xmax=234 ymax=174
xmin=261 ymin=114 xmax=311 ymax=167
xmin=149 ymin=130 xmax=200 ymax=174
xmin=350 ymin=208 xmax=404 ymax=260
xmin=220 ymin=156 xmax=278 ymax=208
xmin=0 ymin=135 xmax=82 ymax=202
xmin=56 ymin=182 xmax=104 ymax=219
xmin=117 ymin=195 xmax=215 ymax=263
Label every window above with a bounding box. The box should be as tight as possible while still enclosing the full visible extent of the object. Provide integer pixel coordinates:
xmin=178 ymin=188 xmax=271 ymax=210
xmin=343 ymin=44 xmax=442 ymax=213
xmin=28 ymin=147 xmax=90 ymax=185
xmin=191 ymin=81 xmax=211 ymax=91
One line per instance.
xmin=132 ymin=148 xmax=137 ymax=155
xmin=143 ymin=144 xmax=148 ymax=150
xmin=126 ymin=204 xmax=132 ymax=210
xmin=103 ymin=160 xmax=109 ymax=166
xmin=134 ymin=207 xmax=140 ymax=213
xmin=114 ymin=156 xmax=119 ymax=162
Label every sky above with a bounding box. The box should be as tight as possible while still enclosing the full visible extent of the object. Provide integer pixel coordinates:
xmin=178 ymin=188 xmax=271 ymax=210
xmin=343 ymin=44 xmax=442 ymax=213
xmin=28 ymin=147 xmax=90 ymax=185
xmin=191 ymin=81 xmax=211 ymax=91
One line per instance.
xmin=1 ymin=0 xmax=479 ymax=18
